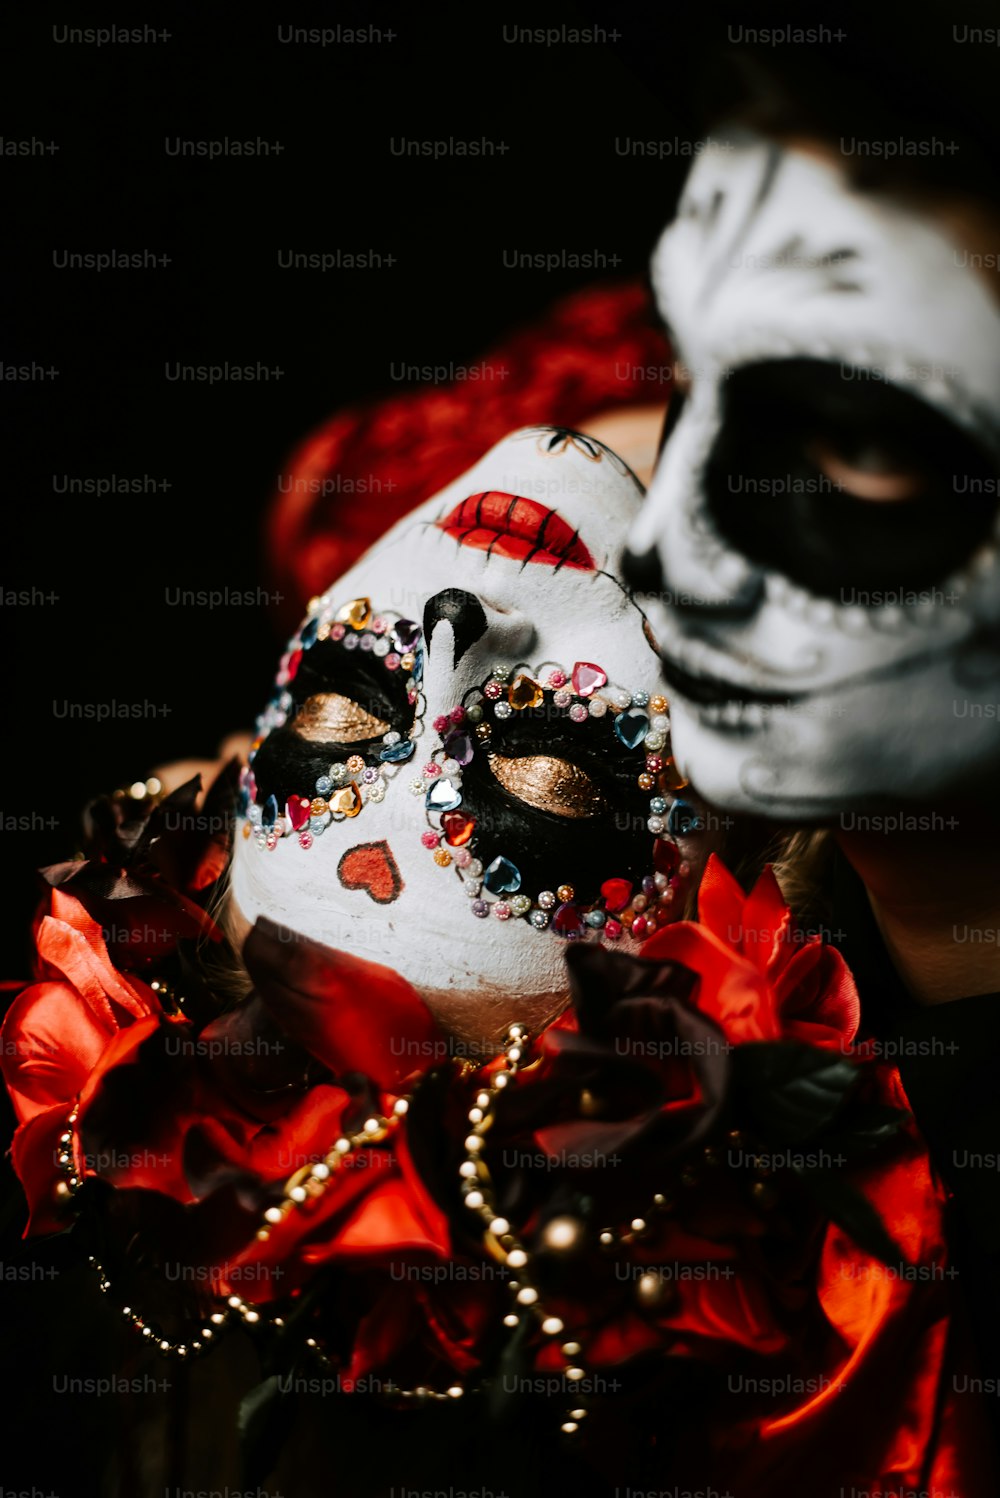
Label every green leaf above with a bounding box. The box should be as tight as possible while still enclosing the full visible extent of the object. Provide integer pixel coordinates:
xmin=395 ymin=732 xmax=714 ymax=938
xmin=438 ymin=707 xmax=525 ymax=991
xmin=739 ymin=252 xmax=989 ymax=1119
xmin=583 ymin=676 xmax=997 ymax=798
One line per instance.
xmin=822 ymin=1102 xmax=910 ymax=1157
xmin=733 ymin=1042 xmax=860 ymax=1145
xmin=238 ymin=1372 xmax=296 ymax=1485
xmin=486 ymin=1312 xmax=534 ymax=1427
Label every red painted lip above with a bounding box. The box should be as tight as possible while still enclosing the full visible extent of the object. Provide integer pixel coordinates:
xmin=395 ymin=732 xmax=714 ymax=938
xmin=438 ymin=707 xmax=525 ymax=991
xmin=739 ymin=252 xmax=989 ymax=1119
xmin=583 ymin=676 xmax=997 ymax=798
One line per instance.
xmin=437 ymin=492 xmax=595 ymax=570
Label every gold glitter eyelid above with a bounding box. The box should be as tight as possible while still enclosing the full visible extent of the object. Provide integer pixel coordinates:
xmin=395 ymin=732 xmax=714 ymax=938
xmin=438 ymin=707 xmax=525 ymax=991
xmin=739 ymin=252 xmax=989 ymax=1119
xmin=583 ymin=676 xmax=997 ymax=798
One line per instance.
xmin=292 ymin=693 xmax=391 ymax=743
xmin=486 ymin=751 xmax=607 ymax=819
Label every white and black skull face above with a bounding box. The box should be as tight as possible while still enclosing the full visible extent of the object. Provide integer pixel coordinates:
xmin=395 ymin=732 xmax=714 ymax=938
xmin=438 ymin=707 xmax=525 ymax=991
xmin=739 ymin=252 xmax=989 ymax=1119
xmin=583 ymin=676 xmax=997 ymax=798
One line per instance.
xmin=627 ymin=128 xmax=1000 ymax=820
xmin=230 ymin=428 xmax=707 ymax=1038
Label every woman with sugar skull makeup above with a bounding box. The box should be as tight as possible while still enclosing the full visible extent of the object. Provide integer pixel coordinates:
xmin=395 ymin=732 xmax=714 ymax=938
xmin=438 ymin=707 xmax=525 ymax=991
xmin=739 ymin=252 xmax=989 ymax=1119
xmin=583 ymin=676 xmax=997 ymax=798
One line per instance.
xmin=5 ymin=19 xmax=1000 ymax=1493
xmin=616 ymin=8 xmax=1000 ymax=1473
xmin=228 ymin=425 xmax=709 ymax=1047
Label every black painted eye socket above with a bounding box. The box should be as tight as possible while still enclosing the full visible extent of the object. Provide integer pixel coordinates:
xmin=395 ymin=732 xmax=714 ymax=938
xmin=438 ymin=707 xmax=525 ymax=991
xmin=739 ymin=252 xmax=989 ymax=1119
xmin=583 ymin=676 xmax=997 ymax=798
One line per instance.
xmin=459 ymin=702 xmax=653 ymax=897
xmin=250 ymin=636 xmax=417 ymax=808
xmin=704 ymin=359 xmax=999 ymax=599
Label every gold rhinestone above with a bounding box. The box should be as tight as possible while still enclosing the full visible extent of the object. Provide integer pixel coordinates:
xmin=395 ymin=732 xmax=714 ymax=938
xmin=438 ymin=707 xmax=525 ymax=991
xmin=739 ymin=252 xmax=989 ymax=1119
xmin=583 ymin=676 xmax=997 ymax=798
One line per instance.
xmin=508 ymin=674 xmax=544 ymax=711
xmin=336 ymin=597 xmax=372 ymax=631
xmin=330 ymin=783 xmax=362 ymax=817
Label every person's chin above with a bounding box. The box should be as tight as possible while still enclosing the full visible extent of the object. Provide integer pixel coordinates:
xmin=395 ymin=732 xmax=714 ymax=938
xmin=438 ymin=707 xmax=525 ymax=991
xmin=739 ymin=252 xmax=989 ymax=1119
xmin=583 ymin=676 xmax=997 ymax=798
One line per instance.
xmin=669 ymin=700 xmax=855 ymax=824
xmin=418 ymin=983 xmax=570 ymax=1053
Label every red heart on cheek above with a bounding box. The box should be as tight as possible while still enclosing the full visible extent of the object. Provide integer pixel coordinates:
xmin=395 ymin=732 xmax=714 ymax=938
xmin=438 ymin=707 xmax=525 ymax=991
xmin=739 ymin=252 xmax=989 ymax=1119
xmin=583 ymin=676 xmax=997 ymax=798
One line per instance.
xmin=336 ymin=841 xmax=404 ymax=904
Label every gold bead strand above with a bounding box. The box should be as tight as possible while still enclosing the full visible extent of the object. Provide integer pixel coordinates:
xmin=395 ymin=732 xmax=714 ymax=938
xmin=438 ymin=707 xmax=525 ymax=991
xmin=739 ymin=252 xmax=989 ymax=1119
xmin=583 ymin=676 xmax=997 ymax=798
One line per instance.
xmin=459 ymin=1023 xmax=590 ymax=1437
xmin=256 ymin=1095 xmax=412 ymax=1242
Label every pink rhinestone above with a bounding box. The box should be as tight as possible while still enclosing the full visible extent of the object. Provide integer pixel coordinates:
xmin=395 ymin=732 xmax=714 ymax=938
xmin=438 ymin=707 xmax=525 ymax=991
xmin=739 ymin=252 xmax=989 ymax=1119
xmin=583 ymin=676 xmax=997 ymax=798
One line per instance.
xmin=298 ymin=831 xmax=314 ymax=850
xmin=553 ymin=689 xmax=571 ymax=708
xmin=569 ymin=703 xmax=587 ymax=723
xmin=604 ymin=919 xmax=622 ymax=940
xmin=407 ymin=689 xmax=417 ymax=705
xmin=631 ymin=916 xmax=648 ymax=938
xmin=484 ymin=681 xmax=502 ymax=700
xmin=421 ymin=831 xmax=440 ymax=849
xmin=372 ymin=616 xmax=388 ymax=634
xmin=331 ymin=623 xmax=346 ymax=641
xmin=493 ymin=902 xmax=512 ymax=921
xmin=547 ymin=669 xmax=567 ymax=688
xmin=450 ymin=705 xmax=466 ymax=725
xmin=646 ymin=755 xmax=663 ymax=773
xmin=454 ymin=847 xmax=472 ymax=867
xmin=385 ymin=653 xmax=401 ymax=670
xmin=265 ymin=832 xmax=278 ymax=851
xmin=423 ymin=762 xmax=442 ymax=778
xmin=433 ymin=715 xmax=449 ymax=734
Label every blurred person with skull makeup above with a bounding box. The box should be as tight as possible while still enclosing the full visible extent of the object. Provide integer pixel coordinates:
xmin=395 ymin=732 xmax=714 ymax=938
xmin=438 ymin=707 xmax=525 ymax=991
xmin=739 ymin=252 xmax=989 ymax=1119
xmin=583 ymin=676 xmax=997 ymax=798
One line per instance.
xmin=616 ymin=6 xmax=1000 ymax=1453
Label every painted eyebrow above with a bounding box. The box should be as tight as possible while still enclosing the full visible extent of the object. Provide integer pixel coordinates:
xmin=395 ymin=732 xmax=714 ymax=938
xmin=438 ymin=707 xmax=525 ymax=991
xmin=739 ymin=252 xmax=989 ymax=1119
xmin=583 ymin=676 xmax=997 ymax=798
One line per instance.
xmin=753 ymin=235 xmax=864 ymax=292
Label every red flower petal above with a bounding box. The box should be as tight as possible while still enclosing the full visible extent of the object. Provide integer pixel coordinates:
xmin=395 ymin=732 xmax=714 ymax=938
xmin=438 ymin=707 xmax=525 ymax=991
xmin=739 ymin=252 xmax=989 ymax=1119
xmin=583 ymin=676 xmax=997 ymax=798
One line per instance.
xmin=243 ymin=917 xmax=443 ymax=1090
xmin=10 ymin=1102 xmax=75 ymax=1236
xmin=0 ymin=981 xmax=112 ymax=1122
xmin=37 ymin=891 xmax=152 ymax=1026
xmin=695 ymin=853 xmax=748 ymax=948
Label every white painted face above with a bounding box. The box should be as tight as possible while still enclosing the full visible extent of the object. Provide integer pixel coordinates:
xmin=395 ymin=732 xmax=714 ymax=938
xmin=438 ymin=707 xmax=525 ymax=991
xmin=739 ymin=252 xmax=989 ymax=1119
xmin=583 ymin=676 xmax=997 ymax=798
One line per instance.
xmin=230 ymin=428 xmax=699 ymax=1036
xmin=629 ymin=128 xmax=1000 ymax=819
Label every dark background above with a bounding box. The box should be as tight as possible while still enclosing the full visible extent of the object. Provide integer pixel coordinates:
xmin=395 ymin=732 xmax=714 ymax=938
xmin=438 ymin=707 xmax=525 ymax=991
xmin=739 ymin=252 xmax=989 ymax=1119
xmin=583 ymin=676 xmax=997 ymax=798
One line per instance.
xmin=0 ymin=7 xmax=690 ymax=1492
xmin=0 ymin=3 xmax=691 ymax=966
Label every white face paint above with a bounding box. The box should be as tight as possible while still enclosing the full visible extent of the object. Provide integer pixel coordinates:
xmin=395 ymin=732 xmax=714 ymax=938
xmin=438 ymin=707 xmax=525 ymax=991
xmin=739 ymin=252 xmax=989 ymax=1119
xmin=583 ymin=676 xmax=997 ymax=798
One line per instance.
xmin=231 ymin=428 xmax=701 ymax=1031
xmin=630 ymin=128 xmax=1000 ymax=818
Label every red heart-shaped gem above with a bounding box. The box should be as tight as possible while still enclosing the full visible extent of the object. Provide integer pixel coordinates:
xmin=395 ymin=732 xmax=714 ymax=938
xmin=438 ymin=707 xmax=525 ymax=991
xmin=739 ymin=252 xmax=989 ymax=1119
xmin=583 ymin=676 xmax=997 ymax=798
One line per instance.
xmin=601 ymin=878 xmax=632 ymax=913
xmin=337 ymin=841 xmax=404 ymax=904
xmin=285 ymin=795 xmax=312 ymax=830
xmin=441 ymin=811 xmax=476 ymax=847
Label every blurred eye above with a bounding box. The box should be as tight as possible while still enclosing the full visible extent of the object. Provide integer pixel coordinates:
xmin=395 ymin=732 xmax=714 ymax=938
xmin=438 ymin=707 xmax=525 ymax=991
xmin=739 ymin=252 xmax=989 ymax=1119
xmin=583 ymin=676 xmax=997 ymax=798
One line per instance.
xmin=704 ymin=358 xmax=1000 ymax=596
xmin=487 ymin=752 xmax=608 ymax=819
xmin=292 ymin=693 xmax=390 ymax=743
xmin=806 ymin=438 xmax=927 ymax=503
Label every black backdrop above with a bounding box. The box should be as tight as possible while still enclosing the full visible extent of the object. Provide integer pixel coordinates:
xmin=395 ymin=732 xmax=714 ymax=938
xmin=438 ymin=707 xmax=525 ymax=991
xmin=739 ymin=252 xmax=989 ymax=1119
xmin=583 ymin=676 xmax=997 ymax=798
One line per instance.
xmin=1 ymin=6 xmax=693 ymax=1490
xmin=2 ymin=3 xmax=690 ymax=961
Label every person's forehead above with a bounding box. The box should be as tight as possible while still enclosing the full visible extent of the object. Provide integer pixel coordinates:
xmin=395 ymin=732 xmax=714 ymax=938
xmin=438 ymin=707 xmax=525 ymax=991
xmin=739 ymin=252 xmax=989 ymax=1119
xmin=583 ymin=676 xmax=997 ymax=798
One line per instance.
xmin=652 ymin=129 xmax=1000 ymax=441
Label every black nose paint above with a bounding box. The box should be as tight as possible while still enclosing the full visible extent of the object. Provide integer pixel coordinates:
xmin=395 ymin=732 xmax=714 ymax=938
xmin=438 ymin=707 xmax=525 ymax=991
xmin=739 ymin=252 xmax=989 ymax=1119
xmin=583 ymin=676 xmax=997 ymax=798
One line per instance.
xmin=423 ymin=589 xmax=489 ymax=667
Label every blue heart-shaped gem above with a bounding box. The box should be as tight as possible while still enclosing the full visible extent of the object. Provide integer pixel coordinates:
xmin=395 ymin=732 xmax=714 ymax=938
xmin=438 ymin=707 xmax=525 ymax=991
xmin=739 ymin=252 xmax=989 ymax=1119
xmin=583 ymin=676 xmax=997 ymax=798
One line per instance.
xmin=483 ymin=856 xmax=521 ymax=895
xmin=425 ymin=778 xmax=463 ymax=812
xmin=667 ymin=798 xmax=705 ymax=837
xmin=613 ymin=709 xmax=650 ymax=750
xmin=380 ymin=739 xmax=415 ymax=764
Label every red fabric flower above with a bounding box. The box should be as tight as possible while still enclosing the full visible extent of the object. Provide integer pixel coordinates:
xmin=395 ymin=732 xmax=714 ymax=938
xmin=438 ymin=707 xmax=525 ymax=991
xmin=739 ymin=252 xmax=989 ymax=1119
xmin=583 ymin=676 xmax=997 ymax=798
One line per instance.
xmin=1 ymin=840 xmax=994 ymax=1494
xmin=641 ymin=853 xmax=860 ymax=1050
